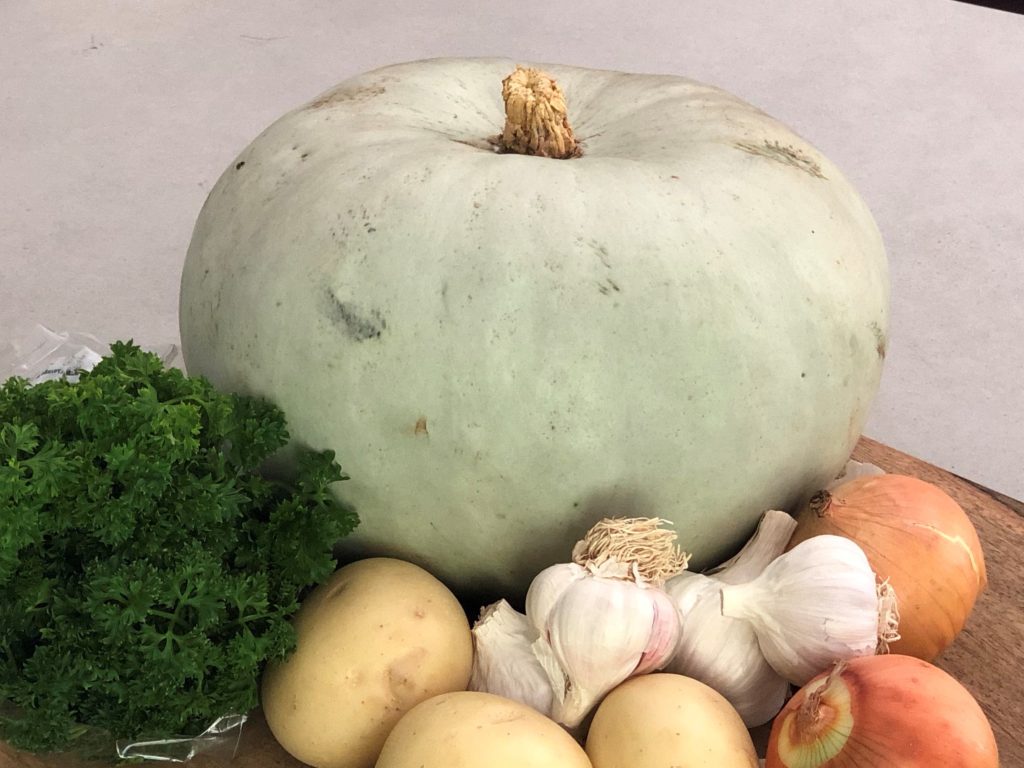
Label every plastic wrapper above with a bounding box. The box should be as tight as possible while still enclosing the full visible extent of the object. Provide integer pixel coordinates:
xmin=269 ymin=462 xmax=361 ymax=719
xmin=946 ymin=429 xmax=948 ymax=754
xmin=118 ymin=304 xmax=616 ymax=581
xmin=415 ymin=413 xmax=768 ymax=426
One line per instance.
xmin=115 ymin=714 xmax=248 ymax=763
xmin=827 ymin=458 xmax=886 ymax=490
xmin=0 ymin=325 xmax=181 ymax=384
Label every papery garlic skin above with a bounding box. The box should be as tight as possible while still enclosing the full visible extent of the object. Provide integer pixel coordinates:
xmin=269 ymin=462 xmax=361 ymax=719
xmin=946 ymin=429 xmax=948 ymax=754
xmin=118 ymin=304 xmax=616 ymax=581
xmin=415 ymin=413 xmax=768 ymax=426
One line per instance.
xmin=720 ymin=535 xmax=882 ymax=686
xmin=664 ymin=572 xmax=789 ymax=727
xmin=524 ymin=563 xmax=587 ymax=633
xmin=528 ymin=573 xmax=681 ymax=728
xmin=706 ymin=510 xmax=798 ymax=585
xmin=469 ymin=600 xmax=554 ymax=716
xmin=633 ymin=588 xmax=681 ymax=675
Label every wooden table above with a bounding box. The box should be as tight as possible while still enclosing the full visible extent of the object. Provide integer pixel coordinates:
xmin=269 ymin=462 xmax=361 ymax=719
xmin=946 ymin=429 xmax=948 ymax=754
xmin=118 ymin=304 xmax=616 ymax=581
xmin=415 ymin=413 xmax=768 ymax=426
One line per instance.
xmin=4 ymin=436 xmax=1022 ymax=767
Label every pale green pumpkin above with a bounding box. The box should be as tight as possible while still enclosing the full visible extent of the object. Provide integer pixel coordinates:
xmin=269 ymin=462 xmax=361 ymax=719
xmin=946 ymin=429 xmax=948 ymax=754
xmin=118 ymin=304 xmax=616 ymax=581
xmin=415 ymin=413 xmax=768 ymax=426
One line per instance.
xmin=179 ymin=58 xmax=888 ymax=599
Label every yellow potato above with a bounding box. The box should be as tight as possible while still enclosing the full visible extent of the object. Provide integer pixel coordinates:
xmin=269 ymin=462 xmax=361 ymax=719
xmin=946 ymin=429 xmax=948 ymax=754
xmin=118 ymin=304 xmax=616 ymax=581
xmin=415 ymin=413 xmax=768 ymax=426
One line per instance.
xmin=585 ymin=673 xmax=759 ymax=768
xmin=374 ymin=691 xmax=592 ymax=768
xmin=261 ymin=557 xmax=473 ymax=768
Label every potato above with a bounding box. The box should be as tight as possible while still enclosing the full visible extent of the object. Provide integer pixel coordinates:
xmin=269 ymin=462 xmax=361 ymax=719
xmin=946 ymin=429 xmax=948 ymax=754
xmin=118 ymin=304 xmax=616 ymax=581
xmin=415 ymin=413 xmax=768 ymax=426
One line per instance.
xmin=261 ymin=557 xmax=473 ymax=768
xmin=374 ymin=691 xmax=593 ymax=768
xmin=585 ymin=673 xmax=759 ymax=768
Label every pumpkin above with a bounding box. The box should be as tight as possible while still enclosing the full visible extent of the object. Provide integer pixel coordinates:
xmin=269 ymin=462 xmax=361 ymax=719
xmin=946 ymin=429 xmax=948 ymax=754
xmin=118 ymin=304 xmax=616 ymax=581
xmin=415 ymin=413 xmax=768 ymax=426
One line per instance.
xmin=179 ymin=58 xmax=889 ymax=599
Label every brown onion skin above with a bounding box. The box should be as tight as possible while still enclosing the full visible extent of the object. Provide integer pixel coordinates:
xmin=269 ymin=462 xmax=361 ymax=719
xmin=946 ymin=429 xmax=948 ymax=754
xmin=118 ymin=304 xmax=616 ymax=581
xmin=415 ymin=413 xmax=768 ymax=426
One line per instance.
xmin=766 ymin=655 xmax=998 ymax=768
xmin=788 ymin=474 xmax=985 ymax=661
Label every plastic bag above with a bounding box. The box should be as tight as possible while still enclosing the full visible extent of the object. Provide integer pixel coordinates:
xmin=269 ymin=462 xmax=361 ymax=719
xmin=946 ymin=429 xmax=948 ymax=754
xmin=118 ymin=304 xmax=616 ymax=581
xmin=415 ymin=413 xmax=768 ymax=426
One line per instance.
xmin=0 ymin=325 xmax=180 ymax=384
xmin=827 ymin=458 xmax=886 ymax=490
xmin=115 ymin=714 xmax=248 ymax=763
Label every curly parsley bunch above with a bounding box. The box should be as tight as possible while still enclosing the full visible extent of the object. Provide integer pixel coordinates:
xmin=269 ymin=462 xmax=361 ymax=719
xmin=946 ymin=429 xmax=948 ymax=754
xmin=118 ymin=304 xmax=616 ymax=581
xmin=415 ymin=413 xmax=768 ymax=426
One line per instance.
xmin=0 ymin=341 xmax=357 ymax=752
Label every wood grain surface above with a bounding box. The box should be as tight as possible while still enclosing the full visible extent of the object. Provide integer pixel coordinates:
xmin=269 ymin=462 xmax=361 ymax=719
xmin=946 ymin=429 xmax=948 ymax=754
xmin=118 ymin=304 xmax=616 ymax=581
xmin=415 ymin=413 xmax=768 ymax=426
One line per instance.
xmin=3 ymin=436 xmax=1020 ymax=767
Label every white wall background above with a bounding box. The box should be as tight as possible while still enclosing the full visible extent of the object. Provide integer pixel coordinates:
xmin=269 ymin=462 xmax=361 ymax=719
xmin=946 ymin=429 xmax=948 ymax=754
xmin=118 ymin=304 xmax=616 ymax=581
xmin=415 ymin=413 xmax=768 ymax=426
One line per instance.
xmin=2 ymin=0 xmax=1022 ymax=497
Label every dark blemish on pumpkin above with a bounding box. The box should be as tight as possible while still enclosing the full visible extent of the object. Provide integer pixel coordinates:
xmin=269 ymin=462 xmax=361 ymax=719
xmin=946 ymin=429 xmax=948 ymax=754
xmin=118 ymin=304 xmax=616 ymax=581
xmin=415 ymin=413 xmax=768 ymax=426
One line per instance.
xmin=735 ymin=139 xmax=826 ymax=179
xmin=414 ymin=417 xmax=429 ymax=437
xmin=308 ymin=84 xmax=387 ymax=109
xmin=301 ymin=152 xmax=310 ymax=160
xmin=801 ymin=372 xmax=807 ymax=378
xmin=590 ymin=240 xmax=612 ymax=269
xmin=235 ymin=161 xmax=245 ymax=170
xmin=597 ymin=278 xmax=621 ymax=295
xmin=870 ymin=322 xmax=887 ymax=359
xmin=324 ymin=290 xmax=387 ymax=340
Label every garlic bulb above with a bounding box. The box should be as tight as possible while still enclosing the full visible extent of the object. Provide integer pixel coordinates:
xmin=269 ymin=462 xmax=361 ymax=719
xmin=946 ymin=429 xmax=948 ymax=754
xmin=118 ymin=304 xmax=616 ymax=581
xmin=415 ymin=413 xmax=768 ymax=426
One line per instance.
xmin=664 ymin=510 xmax=796 ymax=727
xmin=526 ymin=518 xmax=688 ymax=728
xmin=469 ymin=599 xmax=554 ymax=716
xmin=720 ymin=534 xmax=899 ymax=686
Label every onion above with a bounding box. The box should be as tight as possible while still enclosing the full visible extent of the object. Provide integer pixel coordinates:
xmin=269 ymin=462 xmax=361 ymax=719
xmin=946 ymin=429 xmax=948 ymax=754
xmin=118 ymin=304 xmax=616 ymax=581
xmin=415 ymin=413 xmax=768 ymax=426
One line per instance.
xmin=788 ymin=474 xmax=985 ymax=661
xmin=765 ymin=654 xmax=998 ymax=767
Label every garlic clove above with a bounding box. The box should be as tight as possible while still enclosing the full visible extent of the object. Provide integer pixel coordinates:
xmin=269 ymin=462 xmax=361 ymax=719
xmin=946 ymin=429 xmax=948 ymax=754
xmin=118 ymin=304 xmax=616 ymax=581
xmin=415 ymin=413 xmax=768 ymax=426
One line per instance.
xmin=632 ymin=587 xmax=681 ymax=675
xmin=524 ymin=562 xmax=587 ymax=635
xmin=665 ymin=571 xmax=789 ymax=727
xmin=720 ymin=535 xmax=886 ymax=686
xmin=469 ymin=600 xmax=554 ymax=717
xmin=664 ymin=569 xmax=709 ymax=616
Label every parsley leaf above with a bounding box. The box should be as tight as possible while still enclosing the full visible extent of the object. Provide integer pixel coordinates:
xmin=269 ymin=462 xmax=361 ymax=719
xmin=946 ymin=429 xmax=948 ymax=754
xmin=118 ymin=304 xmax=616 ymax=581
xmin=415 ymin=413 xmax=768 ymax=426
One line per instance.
xmin=0 ymin=341 xmax=357 ymax=752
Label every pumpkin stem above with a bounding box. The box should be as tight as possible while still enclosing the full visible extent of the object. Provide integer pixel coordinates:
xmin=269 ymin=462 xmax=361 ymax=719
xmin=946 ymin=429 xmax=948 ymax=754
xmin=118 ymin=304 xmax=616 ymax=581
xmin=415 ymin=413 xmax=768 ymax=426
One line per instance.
xmin=498 ymin=66 xmax=580 ymax=159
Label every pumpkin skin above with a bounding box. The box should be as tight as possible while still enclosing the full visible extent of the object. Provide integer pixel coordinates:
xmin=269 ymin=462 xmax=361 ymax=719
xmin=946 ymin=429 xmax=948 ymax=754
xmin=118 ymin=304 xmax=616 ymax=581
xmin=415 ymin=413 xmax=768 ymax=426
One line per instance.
xmin=179 ymin=57 xmax=888 ymax=599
